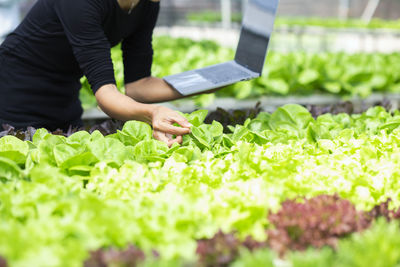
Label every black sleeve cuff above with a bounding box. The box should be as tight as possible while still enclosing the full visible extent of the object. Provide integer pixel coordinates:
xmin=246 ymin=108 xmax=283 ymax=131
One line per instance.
xmin=91 ymin=77 xmax=117 ymax=94
xmin=124 ymin=52 xmax=153 ymax=84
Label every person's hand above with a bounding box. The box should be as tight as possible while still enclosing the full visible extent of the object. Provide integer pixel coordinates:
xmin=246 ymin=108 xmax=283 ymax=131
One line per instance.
xmin=151 ymin=105 xmax=192 ymax=147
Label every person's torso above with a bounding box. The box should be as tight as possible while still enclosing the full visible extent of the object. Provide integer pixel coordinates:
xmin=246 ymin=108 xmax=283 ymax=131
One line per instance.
xmin=0 ymin=0 xmax=152 ymax=128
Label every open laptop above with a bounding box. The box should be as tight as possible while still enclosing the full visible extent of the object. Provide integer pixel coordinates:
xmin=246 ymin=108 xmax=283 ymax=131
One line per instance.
xmin=163 ymin=0 xmax=280 ymax=96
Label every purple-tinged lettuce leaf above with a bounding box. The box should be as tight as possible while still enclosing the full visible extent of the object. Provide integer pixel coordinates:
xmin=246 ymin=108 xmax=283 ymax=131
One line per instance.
xmin=267 ymin=195 xmax=370 ymax=255
xmin=84 ymin=245 xmax=146 ymax=267
xmin=367 ymin=199 xmax=400 ymax=222
xmin=196 ymin=231 xmax=241 ymax=267
xmin=0 ymin=257 xmax=7 ymax=267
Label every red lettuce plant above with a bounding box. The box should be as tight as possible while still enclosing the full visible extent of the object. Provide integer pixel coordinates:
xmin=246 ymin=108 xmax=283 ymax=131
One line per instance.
xmin=367 ymin=199 xmax=400 ymax=222
xmin=267 ymin=195 xmax=370 ymax=255
xmin=84 ymin=245 xmax=147 ymax=267
xmin=0 ymin=256 xmax=7 ymax=267
xmin=196 ymin=231 xmax=241 ymax=267
xmin=196 ymin=230 xmax=266 ymax=267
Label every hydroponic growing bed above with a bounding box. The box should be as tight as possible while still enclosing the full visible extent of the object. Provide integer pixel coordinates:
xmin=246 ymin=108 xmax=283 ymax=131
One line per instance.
xmin=1 ymin=104 xmax=400 ymax=267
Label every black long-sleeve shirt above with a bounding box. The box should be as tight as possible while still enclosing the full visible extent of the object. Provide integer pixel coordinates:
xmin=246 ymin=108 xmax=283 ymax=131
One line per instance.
xmin=0 ymin=0 xmax=159 ymax=130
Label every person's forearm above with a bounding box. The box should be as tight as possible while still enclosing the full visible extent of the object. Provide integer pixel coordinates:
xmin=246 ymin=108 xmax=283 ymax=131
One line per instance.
xmin=125 ymin=77 xmax=184 ymax=104
xmin=125 ymin=77 xmax=224 ymax=103
xmin=95 ymin=84 xmax=154 ymax=123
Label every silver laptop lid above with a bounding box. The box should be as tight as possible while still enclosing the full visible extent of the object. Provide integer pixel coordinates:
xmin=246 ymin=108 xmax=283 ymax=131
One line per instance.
xmin=234 ymin=0 xmax=279 ymax=74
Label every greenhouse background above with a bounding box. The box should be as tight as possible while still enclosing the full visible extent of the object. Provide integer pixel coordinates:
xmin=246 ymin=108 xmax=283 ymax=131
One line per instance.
xmin=1 ymin=0 xmax=400 ymax=266
xmin=156 ymin=0 xmax=400 ymax=25
xmin=2 ymin=0 xmax=400 ymax=54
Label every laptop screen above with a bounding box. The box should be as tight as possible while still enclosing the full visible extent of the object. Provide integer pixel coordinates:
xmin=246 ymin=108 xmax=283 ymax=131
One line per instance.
xmin=234 ymin=0 xmax=279 ymax=74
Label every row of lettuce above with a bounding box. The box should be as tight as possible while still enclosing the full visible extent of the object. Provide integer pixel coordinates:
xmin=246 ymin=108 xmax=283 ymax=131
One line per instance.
xmin=2 ymin=104 xmax=400 ymax=266
xmin=80 ymin=36 xmax=400 ymax=109
xmin=186 ymin=12 xmax=400 ymax=30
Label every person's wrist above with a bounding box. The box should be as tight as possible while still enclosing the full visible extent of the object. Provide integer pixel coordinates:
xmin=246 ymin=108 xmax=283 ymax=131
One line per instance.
xmin=148 ymin=104 xmax=162 ymax=125
xmin=126 ymin=102 xmax=156 ymax=125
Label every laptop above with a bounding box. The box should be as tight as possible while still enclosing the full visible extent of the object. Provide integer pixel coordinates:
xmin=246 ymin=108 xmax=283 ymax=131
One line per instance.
xmin=163 ymin=0 xmax=280 ymax=96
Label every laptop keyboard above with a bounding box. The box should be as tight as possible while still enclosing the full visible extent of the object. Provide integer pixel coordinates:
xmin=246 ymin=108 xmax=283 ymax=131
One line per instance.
xmin=195 ymin=63 xmax=252 ymax=84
